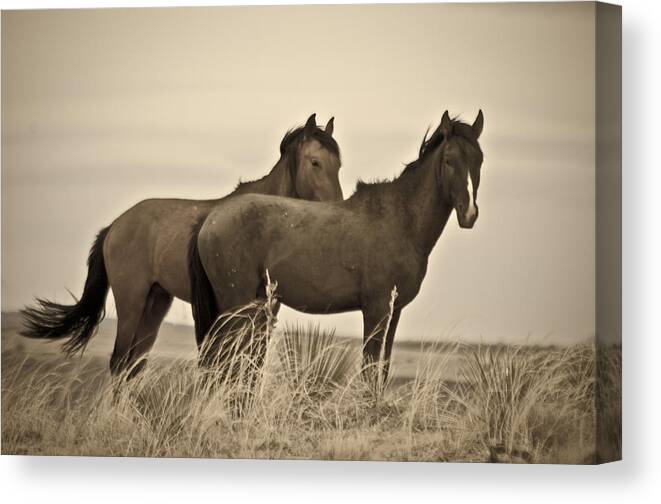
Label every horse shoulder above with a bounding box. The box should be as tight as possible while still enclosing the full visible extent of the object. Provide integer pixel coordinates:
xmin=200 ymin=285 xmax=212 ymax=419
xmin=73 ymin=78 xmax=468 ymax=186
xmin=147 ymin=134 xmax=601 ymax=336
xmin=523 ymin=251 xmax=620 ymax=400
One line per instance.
xmin=395 ymin=240 xmax=429 ymax=301
xmin=359 ymin=238 xmax=427 ymax=308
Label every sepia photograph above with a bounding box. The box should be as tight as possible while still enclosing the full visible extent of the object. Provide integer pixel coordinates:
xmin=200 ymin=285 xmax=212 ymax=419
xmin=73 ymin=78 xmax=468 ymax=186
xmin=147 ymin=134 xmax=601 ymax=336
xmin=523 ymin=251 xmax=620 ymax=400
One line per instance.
xmin=1 ymin=2 xmax=621 ymax=464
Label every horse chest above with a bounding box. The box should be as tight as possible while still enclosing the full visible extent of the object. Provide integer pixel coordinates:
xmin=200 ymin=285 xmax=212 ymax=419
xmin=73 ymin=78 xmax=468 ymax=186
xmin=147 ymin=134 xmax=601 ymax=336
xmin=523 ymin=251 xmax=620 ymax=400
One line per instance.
xmin=363 ymin=250 xmax=427 ymax=306
xmin=394 ymin=261 xmax=427 ymax=305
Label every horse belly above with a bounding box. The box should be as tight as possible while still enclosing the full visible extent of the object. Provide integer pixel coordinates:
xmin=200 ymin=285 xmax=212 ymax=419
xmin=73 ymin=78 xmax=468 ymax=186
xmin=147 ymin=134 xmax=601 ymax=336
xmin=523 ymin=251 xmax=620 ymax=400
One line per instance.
xmin=269 ymin=263 xmax=360 ymax=314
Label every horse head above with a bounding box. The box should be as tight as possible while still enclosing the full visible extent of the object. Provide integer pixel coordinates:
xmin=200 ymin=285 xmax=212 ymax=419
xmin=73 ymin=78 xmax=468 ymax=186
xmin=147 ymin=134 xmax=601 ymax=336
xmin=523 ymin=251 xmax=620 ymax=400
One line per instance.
xmin=433 ymin=110 xmax=484 ymax=229
xmin=281 ymin=113 xmax=343 ymax=202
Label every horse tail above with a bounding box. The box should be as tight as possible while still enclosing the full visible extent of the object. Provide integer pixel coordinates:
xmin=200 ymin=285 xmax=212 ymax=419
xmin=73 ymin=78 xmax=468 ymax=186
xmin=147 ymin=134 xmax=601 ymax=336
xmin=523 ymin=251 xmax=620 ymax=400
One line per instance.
xmin=188 ymin=219 xmax=218 ymax=350
xmin=21 ymin=226 xmax=111 ymax=356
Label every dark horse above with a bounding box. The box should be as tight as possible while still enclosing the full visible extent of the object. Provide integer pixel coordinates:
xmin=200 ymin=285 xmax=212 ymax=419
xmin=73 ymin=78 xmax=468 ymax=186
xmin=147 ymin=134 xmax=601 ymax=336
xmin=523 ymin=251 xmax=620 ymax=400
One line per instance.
xmin=189 ymin=110 xmax=484 ymax=377
xmin=21 ymin=114 xmax=343 ymax=376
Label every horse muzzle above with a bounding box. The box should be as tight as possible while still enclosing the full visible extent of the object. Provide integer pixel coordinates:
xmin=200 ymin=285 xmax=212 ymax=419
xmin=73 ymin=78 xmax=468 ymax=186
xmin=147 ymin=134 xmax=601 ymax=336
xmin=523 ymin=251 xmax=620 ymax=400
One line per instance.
xmin=456 ymin=204 xmax=478 ymax=229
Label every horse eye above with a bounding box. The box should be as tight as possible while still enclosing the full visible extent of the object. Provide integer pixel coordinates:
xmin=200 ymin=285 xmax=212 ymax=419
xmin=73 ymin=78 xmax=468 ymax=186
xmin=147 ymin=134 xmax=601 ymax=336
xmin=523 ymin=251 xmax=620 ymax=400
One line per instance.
xmin=311 ymin=159 xmax=320 ymax=167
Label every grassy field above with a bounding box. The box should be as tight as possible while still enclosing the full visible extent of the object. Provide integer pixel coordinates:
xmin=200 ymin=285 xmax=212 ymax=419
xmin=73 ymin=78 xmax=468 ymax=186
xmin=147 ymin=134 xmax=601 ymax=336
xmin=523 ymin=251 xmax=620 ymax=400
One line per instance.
xmin=1 ymin=308 xmax=620 ymax=464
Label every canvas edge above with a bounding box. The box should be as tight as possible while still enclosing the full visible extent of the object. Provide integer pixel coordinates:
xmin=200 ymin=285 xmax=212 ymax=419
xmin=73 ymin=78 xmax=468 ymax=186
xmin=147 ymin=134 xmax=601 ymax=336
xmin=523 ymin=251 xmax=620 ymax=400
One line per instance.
xmin=595 ymin=0 xmax=622 ymax=464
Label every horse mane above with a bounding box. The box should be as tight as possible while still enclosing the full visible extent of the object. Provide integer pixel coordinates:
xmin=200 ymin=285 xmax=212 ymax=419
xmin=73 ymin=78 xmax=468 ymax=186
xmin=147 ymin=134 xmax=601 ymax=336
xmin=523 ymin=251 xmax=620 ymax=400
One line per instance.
xmin=279 ymin=126 xmax=340 ymax=158
xmin=351 ymin=116 xmax=477 ymax=196
xmin=234 ymin=124 xmax=340 ymax=191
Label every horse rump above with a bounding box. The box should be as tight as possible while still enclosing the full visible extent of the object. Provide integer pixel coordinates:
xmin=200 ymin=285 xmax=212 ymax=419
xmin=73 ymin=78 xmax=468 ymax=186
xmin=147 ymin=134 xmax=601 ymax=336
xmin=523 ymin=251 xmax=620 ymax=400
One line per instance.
xmin=20 ymin=226 xmax=111 ymax=356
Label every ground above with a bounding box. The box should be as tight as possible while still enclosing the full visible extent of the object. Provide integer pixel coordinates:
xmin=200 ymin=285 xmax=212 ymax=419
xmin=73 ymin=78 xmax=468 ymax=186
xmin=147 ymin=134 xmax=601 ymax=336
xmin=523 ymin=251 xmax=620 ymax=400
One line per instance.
xmin=1 ymin=311 xmax=619 ymax=463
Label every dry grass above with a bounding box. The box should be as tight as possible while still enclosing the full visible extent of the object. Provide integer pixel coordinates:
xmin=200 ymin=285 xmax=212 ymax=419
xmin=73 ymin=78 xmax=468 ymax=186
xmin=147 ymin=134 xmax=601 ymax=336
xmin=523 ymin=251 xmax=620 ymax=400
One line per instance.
xmin=1 ymin=292 xmax=621 ymax=463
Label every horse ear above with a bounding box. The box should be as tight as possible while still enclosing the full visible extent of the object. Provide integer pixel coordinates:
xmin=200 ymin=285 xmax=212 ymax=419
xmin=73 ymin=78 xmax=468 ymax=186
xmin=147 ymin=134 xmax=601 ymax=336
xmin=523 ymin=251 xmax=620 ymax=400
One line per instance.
xmin=472 ymin=109 xmax=484 ymax=138
xmin=439 ymin=110 xmax=452 ymax=138
xmin=325 ymin=117 xmax=334 ymax=136
xmin=303 ymin=113 xmax=317 ymax=139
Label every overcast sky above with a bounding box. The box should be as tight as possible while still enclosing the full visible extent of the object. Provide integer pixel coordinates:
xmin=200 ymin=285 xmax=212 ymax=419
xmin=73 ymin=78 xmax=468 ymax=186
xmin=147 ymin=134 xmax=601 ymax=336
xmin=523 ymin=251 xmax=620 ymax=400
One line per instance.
xmin=2 ymin=3 xmax=601 ymax=345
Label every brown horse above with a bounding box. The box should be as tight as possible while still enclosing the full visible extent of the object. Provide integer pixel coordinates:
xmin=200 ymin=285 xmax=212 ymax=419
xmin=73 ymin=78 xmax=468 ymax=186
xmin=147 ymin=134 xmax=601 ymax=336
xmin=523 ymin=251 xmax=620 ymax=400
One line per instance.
xmin=21 ymin=114 xmax=343 ymax=376
xmin=189 ymin=110 xmax=484 ymax=378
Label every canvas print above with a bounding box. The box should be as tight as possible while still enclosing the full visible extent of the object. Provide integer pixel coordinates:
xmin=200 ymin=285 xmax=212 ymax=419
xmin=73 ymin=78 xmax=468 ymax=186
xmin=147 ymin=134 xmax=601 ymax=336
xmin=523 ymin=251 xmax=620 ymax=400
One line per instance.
xmin=1 ymin=2 xmax=621 ymax=463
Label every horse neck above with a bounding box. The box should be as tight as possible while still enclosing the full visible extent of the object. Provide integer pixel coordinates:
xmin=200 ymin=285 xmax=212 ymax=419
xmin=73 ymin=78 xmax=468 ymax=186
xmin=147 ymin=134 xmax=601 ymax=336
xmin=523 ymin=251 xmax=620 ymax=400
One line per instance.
xmin=233 ymin=154 xmax=297 ymax=198
xmin=393 ymin=156 xmax=453 ymax=256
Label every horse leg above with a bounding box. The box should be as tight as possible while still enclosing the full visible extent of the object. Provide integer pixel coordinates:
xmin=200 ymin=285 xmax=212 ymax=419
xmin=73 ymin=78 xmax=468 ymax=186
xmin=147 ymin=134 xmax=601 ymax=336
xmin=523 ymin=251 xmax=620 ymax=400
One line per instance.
xmin=361 ymin=302 xmax=401 ymax=386
xmin=126 ymin=284 xmax=174 ymax=380
xmin=227 ymin=275 xmax=276 ymax=403
xmin=199 ymin=276 xmax=263 ymax=369
xmin=382 ymin=309 xmax=401 ymax=380
xmin=109 ymin=282 xmax=150 ymax=377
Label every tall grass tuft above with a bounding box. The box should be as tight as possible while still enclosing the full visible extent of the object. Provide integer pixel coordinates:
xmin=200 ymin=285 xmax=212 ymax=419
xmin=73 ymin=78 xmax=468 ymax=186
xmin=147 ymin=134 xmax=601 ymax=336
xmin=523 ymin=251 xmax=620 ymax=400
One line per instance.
xmin=279 ymin=324 xmax=357 ymax=399
xmin=455 ymin=344 xmax=600 ymax=463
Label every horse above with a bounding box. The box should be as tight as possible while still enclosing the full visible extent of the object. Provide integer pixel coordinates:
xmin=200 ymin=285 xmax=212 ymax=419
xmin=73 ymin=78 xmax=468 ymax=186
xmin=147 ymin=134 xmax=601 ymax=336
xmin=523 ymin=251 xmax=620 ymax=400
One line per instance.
xmin=188 ymin=110 xmax=484 ymax=379
xmin=21 ymin=114 xmax=343 ymax=377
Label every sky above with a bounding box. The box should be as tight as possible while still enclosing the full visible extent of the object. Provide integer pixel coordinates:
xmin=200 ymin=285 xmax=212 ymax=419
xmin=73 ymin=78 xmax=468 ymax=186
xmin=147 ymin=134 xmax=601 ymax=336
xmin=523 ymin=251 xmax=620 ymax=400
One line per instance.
xmin=1 ymin=3 xmax=602 ymax=345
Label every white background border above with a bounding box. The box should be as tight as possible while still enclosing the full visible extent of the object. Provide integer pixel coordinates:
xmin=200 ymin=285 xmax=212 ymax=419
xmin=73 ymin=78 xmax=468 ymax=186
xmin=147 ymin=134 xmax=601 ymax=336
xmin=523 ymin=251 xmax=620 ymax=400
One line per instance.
xmin=1 ymin=0 xmax=658 ymax=502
